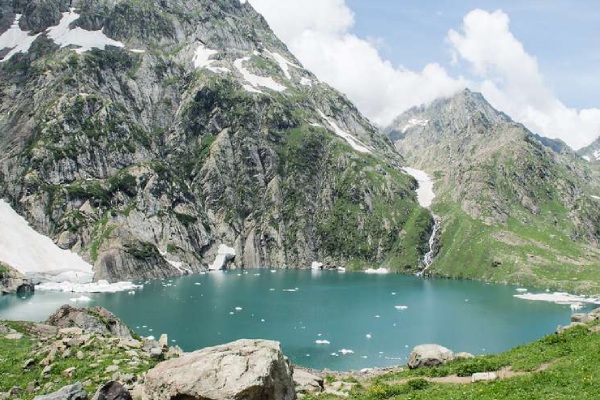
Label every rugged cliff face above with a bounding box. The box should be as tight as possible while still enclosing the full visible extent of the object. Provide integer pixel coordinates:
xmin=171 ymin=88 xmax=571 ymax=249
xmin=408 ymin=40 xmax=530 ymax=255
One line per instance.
xmin=386 ymin=89 xmax=600 ymax=293
xmin=0 ymin=0 xmax=431 ymax=281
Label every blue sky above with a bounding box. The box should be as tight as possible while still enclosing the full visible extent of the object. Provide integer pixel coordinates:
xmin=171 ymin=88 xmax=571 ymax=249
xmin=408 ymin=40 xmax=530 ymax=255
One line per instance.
xmin=250 ymin=0 xmax=600 ymax=148
xmin=345 ymin=0 xmax=600 ymax=110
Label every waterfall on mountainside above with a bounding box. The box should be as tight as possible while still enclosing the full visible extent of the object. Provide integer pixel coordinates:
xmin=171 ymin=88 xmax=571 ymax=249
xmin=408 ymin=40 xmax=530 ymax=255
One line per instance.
xmin=417 ymin=215 xmax=440 ymax=277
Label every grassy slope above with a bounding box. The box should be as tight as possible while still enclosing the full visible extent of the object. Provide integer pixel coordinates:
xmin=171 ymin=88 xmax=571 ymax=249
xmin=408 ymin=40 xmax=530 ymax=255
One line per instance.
xmin=308 ymin=323 xmax=600 ymax=400
xmin=425 ymin=140 xmax=600 ymax=295
xmin=0 ymin=322 xmax=157 ymax=398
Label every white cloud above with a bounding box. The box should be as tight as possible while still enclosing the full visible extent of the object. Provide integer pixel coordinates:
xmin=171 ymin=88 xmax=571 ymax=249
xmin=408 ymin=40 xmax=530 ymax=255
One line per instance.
xmin=249 ymin=1 xmax=599 ymax=149
xmin=448 ymin=9 xmax=600 ymax=149
xmin=248 ymin=0 xmax=465 ymax=127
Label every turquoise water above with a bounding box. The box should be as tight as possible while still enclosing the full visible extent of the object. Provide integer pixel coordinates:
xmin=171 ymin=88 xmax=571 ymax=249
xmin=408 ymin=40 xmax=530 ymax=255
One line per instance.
xmin=0 ymin=270 xmax=583 ymax=371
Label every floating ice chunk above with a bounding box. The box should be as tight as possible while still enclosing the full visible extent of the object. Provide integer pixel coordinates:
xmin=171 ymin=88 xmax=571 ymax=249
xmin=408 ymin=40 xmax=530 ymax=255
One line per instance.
xmin=365 ymin=268 xmax=389 ymax=274
xmin=260 ymin=319 xmax=265 ymax=322
xmin=315 ymin=340 xmax=330 ymax=345
xmin=269 ymin=288 xmax=275 ymax=291
xmin=337 ymin=267 xmax=346 ymax=272
xmin=402 ymin=167 xmax=435 ymax=208
xmin=516 ymin=288 xmax=528 ymax=293
xmin=365 ymin=333 xmax=372 ymax=339
xmin=374 ymin=315 xmax=380 ymax=318
xmin=194 ymin=282 xmax=202 ymax=286
xmin=37 ymin=280 xmax=142 ymax=293
xmin=283 ymin=288 xmax=299 ymax=292
xmin=69 ymin=295 xmax=91 ymax=303
xmin=391 ymin=292 xmax=397 ymax=295
xmin=234 ymin=57 xmax=286 ymax=92
xmin=229 ymin=312 xmax=234 ymax=315
xmin=128 ymin=291 xmax=135 ymax=295
xmin=514 ymin=292 xmax=600 ymax=305
xmin=318 ymin=111 xmax=372 ymax=154
xmin=394 ymin=305 xmax=408 ymax=310
xmin=311 ymin=261 xmax=323 ymax=270
xmin=47 ymin=9 xmax=124 ymax=54
xmin=331 ymin=352 xmax=339 ymax=357
xmin=339 ymin=349 xmax=354 ymax=355
xmin=235 ymin=307 xmax=243 ymax=311
xmin=570 ymin=303 xmax=583 ymax=311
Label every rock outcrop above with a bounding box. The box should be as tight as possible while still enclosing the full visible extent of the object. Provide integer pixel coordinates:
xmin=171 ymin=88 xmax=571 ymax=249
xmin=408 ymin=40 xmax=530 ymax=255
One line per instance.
xmin=91 ymin=381 xmax=132 ymax=400
xmin=293 ymin=368 xmax=324 ymax=395
xmin=46 ymin=305 xmax=132 ymax=338
xmin=143 ymin=339 xmax=295 ymax=400
xmin=33 ymin=382 xmax=87 ymax=400
xmin=407 ymin=344 xmax=454 ymax=369
xmin=0 ymin=262 xmax=34 ymax=295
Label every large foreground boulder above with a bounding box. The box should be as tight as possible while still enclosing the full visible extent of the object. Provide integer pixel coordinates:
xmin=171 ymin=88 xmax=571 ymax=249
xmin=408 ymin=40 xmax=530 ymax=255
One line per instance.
xmin=408 ymin=344 xmax=454 ymax=369
xmin=46 ymin=305 xmax=132 ymax=338
xmin=144 ymin=339 xmax=295 ymax=400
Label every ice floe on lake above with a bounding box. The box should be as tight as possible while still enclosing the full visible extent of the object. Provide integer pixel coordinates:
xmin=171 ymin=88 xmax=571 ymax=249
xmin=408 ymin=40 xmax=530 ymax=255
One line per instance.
xmin=514 ymin=291 xmax=600 ymax=305
xmin=37 ymin=280 xmax=142 ymax=293
xmin=365 ymin=268 xmax=389 ymax=274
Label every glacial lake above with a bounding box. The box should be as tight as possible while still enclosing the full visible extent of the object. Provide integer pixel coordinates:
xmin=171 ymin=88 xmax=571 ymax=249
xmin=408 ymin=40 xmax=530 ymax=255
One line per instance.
xmin=0 ymin=270 xmax=587 ymax=371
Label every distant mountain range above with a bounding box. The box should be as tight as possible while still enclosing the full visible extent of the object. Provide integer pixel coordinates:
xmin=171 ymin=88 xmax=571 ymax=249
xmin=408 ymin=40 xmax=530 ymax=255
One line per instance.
xmin=386 ymin=89 xmax=600 ymax=293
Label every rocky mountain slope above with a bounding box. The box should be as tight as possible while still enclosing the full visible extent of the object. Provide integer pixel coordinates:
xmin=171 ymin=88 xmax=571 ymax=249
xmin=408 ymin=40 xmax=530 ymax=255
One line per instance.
xmin=0 ymin=0 xmax=431 ymax=282
xmin=578 ymin=136 xmax=600 ymax=163
xmin=386 ymin=89 xmax=600 ymax=293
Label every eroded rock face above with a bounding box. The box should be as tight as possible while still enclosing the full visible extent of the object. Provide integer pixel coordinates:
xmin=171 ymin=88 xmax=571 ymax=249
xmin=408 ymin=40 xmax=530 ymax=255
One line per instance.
xmin=46 ymin=304 xmax=132 ymax=338
xmin=407 ymin=344 xmax=454 ymax=369
xmin=0 ymin=263 xmax=34 ymax=295
xmin=144 ymin=339 xmax=295 ymax=400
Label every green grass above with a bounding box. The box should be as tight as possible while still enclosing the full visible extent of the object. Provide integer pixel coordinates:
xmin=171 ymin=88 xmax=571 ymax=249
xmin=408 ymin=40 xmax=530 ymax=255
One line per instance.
xmin=317 ymin=323 xmax=600 ymax=400
xmin=429 ymin=200 xmax=600 ymax=295
xmin=0 ymin=322 xmax=157 ymax=399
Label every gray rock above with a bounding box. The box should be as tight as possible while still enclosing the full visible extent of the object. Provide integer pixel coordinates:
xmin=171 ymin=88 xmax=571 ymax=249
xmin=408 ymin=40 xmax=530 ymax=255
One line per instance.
xmin=158 ymin=334 xmax=168 ymax=348
xmin=33 ymin=382 xmax=87 ymax=400
xmin=408 ymin=344 xmax=454 ymax=369
xmin=454 ymin=352 xmax=475 ymax=359
xmin=144 ymin=339 xmax=295 ymax=400
xmin=41 ymin=364 xmax=52 ymax=378
xmin=293 ymin=368 xmax=323 ymax=394
xmin=5 ymin=333 xmax=23 ymax=340
xmin=571 ymin=313 xmax=596 ymax=323
xmin=47 ymin=305 xmax=132 ymax=339
xmin=149 ymin=347 xmax=163 ymax=360
xmin=556 ymin=322 xmax=587 ymax=334
xmin=62 ymin=367 xmax=76 ymax=377
xmin=23 ymin=358 xmax=35 ymax=369
xmin=91 ymin=381 xmax=132 ymax=400
xmin=471 ymin=372 xmax=498 ymax=382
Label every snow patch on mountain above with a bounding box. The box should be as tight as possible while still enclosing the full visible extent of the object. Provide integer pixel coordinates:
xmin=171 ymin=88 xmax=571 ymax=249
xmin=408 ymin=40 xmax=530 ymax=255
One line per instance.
xmin=193 ymin=43 xmax=218 ymax=69
xmin=402 ymin=118 xmax=429 ymax=133
xmin=402 ymin=168 xmax=436 ymax=208
xmin=318 ymin=111 xmax=372 ymax=154
xmin=265 ymin=50 xmax=300 ymax=80
xmin=0 ymin=199 xmax=93 ymax=283
xmin=234 ymin=57 xmax=286 ymax=92
xmin=47 ymin=9 xmax=124 ymax=54
xmin=0 ymin=14 xmax=40 ymax=63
